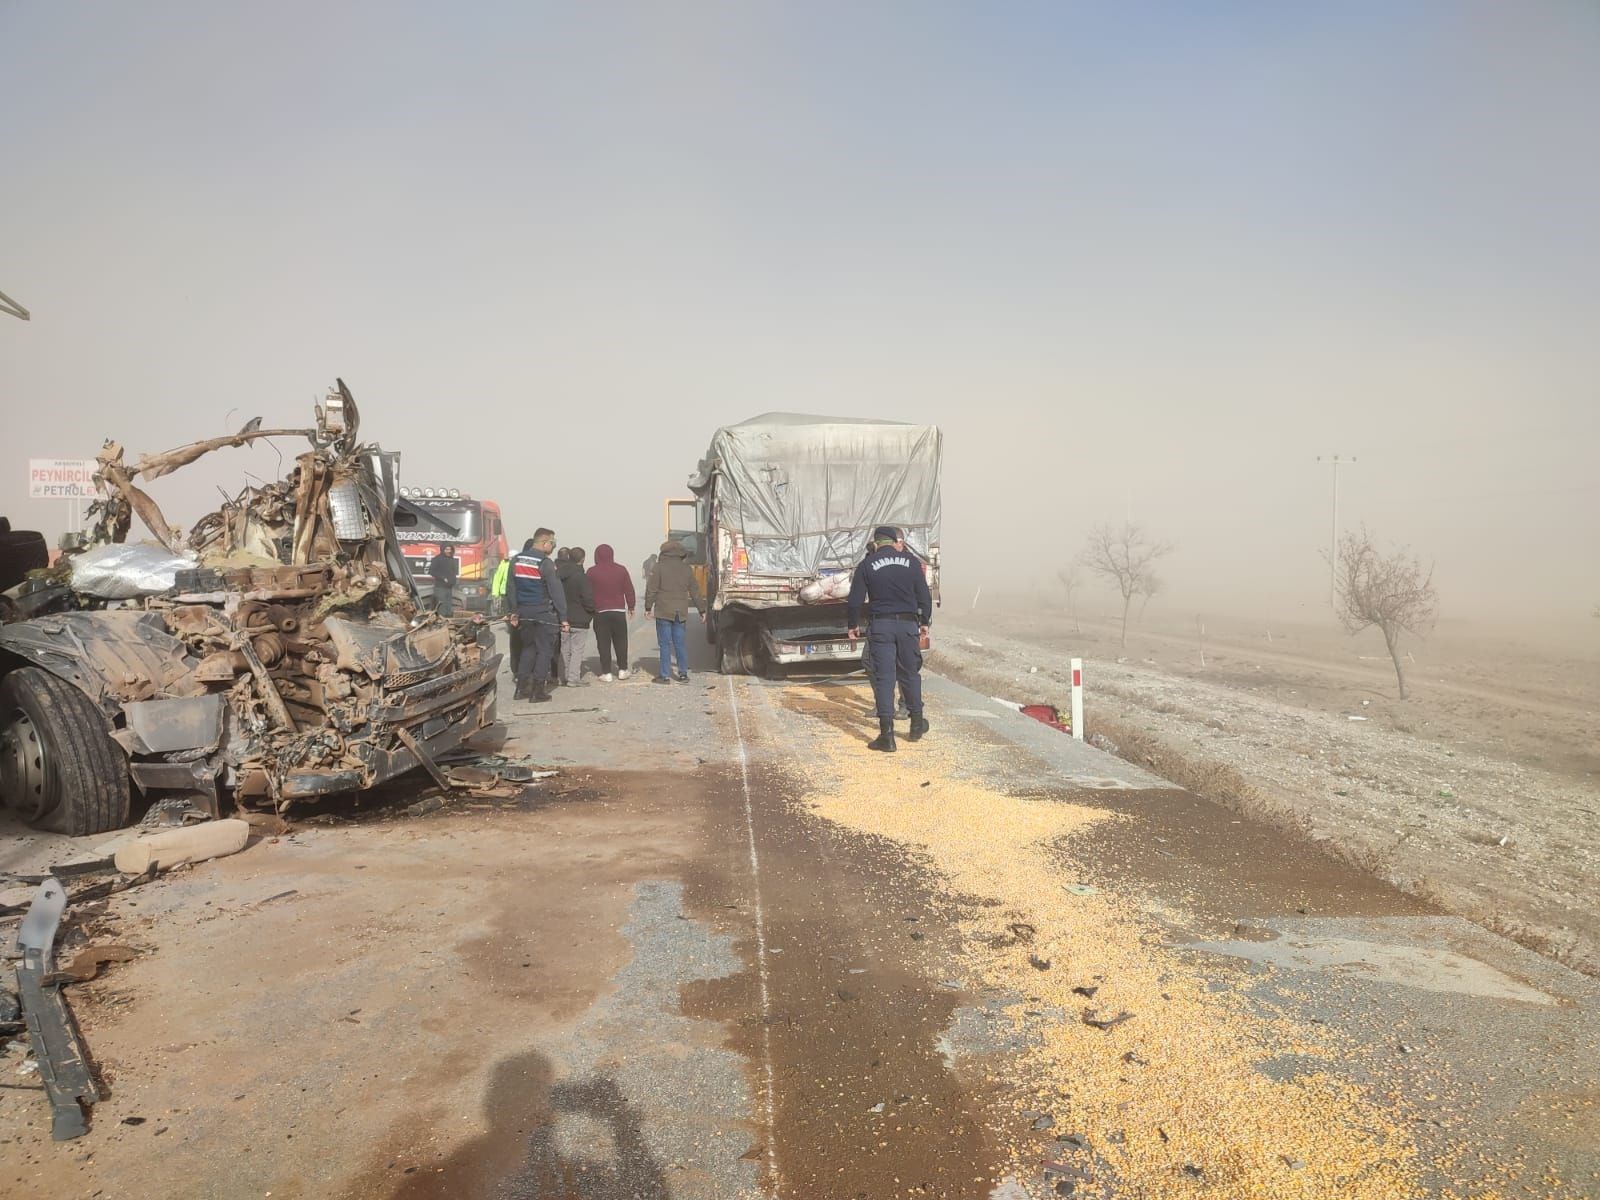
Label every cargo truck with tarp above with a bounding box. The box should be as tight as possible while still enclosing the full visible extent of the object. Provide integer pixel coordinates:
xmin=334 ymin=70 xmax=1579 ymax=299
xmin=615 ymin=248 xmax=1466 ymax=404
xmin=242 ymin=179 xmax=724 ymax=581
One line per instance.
xmin=674 ymin=413 xmax=941 ymax=676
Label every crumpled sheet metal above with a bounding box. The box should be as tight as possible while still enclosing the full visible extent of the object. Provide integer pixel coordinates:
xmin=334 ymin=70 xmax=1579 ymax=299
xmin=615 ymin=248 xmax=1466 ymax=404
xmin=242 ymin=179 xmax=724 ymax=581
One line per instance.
xmin=68 ymin=542 xmax=197 ymax=599
xmin=0 ymin=609 xmax=205 ymax=717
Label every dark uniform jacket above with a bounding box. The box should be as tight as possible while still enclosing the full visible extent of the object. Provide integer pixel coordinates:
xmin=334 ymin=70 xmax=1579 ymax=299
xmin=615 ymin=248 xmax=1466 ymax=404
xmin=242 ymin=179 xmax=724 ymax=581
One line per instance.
xmin=847 ymin=546 xmax=933 ymax=628
xmin=511 ymin=548 xmax=568 ymax=622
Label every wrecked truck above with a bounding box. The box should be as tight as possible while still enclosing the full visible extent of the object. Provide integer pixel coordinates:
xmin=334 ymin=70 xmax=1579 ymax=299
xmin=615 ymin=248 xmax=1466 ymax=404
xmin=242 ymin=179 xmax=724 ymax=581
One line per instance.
xmin=676 ymin=413 xmax=942 ymax=675
xmin=0 ymin=382 xmax=501 ymax=835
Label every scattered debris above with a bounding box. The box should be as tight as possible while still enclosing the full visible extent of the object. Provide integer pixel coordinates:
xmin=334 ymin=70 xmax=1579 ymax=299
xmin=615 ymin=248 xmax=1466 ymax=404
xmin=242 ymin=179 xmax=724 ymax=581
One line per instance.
xmin=13 ymin=877 xmax=99 ymax=1139
xmin=1071 ymin=985 xmax=1098 ymax=999
xmin=42 ymin=945 xmax=139 ymax=987
xmin=1007 ymin=922 xmax=1037 ymax=944
xmin=1083 ymin=1009 xmax=1134 ymax=1031
xmin=1029 ymin=954 xmax=1052 ymax=971
xmin=252 ymin=890 xmax=299 ymax=908
xmin=1062 ymin=883 xmax=1098 ymax=896
xmin=112 ymin=819 xmax=251 ymax=874
xmin=1021 ymin=703 xmax=1070 ymax=733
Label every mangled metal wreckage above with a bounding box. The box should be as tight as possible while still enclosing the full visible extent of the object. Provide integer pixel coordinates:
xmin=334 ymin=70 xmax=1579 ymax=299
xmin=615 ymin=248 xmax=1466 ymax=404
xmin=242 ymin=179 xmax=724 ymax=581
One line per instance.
xmin=0 ymin=382 xmax=500 ymax=835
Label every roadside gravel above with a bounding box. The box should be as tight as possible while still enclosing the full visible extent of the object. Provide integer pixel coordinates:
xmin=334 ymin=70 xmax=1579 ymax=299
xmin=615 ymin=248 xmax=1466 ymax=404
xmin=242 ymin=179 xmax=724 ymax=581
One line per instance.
xmin=936 ymin=617 xmax=1600 ymax=977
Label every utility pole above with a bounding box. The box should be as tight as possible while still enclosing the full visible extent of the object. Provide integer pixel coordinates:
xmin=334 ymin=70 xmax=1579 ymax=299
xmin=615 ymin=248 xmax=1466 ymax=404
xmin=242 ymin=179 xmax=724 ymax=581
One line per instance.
xmin=1316 ymin=455 xmax=1356 ymax=607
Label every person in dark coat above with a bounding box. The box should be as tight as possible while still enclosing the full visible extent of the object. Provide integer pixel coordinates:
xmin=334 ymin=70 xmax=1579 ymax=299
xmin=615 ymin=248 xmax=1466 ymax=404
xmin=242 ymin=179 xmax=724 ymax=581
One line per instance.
xmin=847 ymin=526 xmax=932 ymax=751
xmin=428 ymin=544 xmax=459 ymax=616
xmin=506 ymin=538 xmax=533 ymax=676
xmin=510 ymin=529 xmax=568 ymax=702
xmin=558 ymin=546 xmax=596 ymax=685
xmin=644 ymin=539 xmax=704 ymax=683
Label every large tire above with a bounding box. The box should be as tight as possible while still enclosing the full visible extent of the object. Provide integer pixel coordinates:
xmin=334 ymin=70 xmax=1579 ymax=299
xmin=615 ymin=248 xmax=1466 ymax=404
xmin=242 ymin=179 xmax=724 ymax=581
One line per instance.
xmin=0 ymin=668 xmax=131 ymax=835
xmin=717 ymin=627 xmax=742 ymax=675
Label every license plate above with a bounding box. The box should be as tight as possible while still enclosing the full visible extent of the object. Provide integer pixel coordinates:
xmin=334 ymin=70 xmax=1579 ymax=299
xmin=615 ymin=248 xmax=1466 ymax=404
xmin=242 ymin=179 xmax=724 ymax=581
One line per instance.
xmin=803 ymin=642 xmax=853 ymax=655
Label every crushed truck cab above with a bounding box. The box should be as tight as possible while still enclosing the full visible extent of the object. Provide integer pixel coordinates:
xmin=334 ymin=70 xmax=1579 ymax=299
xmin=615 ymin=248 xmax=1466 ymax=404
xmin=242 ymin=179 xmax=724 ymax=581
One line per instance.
xmin=0 ymin=381 xmax=500 ymax=835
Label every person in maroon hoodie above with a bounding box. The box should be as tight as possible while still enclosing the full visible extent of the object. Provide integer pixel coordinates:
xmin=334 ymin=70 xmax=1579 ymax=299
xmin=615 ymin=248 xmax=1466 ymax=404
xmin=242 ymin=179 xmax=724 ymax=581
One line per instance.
xmin=586 ymin=544 xmax=637 ymax=680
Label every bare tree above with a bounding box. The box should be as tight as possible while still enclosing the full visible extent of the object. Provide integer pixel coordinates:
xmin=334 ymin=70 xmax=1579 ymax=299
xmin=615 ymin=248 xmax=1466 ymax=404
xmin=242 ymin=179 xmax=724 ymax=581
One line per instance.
xmin=1331 ymin=525 xmax=1437 ymax=700
xmin=1081 ymin=523 xmax=1174 ymax=649
xmin=1057 ymin=565 xmax=1083 ymax=634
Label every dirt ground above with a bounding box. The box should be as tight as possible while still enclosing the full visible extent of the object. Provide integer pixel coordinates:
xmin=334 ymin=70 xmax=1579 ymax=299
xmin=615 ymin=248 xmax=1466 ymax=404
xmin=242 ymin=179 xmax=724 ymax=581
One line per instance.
xmin=2 ymin=628 xmax=1597 ymax=1199
xmin=939 ymin=606 xmax=1600 ymax=975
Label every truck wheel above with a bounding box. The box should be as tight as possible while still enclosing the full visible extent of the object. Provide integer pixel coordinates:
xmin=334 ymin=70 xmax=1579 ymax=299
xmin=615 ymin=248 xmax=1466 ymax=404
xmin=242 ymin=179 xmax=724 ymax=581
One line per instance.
xmin=0 ymin=668 xmax=131 ymax=835
xmin=718 ymin=627 xmax=760 ymax=675
xmin=717 ymin=628 xmax=742 ymax=675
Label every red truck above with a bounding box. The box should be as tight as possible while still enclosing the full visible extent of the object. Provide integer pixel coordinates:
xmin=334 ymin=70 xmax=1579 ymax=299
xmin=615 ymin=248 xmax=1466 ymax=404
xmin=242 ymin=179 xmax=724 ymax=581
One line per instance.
xmin=395 ymin=489 xmax=509 ymax=614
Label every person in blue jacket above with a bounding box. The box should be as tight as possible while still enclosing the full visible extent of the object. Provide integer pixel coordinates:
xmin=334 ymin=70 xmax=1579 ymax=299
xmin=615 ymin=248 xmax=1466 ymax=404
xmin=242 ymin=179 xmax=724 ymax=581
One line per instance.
xmin=510 ymin=528 xmax=568 ymax=702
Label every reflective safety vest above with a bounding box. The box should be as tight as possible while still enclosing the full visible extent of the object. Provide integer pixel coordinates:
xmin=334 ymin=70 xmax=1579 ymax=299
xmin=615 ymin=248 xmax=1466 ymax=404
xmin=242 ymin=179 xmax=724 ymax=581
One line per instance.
xmin=491 ymin=557 xmax=511 ymax=598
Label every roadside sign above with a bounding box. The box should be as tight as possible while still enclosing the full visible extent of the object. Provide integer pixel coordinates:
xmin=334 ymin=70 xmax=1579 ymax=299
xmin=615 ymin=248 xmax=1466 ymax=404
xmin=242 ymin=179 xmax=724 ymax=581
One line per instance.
xmin=28 ymin=458 xmax=98 ymax=500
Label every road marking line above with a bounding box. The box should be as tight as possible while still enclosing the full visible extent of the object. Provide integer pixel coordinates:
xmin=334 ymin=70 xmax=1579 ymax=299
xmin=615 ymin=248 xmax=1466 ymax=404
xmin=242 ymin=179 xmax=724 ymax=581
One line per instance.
xmin=726 ymin=674 xmax=782 ymax=1194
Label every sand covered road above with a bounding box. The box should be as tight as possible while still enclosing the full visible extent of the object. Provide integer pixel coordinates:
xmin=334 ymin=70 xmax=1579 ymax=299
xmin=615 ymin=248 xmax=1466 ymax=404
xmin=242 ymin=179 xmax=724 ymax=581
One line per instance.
xmin=3 ymin=636 xmax=1595 ymax=1199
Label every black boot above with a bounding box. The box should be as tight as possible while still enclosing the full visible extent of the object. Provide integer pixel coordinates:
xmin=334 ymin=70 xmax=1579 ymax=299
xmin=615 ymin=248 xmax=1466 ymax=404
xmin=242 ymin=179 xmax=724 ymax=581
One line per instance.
xmin=908 ymin=714 xmax=929 ymax=742
xmin=532 ymin=684 xmax=554 ymax=703
xmin=867 ymin=719 xmax=897 ymax=753
xmin=513 ymin=679 xmax=531 ymax=701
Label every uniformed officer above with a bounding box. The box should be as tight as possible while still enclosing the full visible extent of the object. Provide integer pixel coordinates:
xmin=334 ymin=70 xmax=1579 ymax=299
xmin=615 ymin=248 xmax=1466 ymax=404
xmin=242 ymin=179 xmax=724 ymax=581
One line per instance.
xmin=509 ymin=528 xmax=569 ymax=703
xmin=847 ymin=526 xmax=933 ymax=752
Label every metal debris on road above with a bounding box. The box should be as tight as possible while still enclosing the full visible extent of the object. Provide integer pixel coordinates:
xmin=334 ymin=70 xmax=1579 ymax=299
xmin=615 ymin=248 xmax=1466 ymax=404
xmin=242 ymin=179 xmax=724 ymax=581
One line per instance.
xmin=12 ymin=877 xmax=99 ymax=1139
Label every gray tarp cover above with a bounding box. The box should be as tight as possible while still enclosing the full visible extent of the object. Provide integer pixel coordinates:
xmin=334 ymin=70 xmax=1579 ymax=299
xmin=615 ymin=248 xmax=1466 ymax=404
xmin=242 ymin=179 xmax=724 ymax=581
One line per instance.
xmin=687 ymin=413 xmax=941 ymax=576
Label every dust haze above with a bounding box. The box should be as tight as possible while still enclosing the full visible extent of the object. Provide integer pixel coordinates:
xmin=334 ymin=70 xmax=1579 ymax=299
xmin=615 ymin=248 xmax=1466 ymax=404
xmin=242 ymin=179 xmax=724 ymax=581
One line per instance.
xmin=3 ymin=1 xmax=1597 ymax=634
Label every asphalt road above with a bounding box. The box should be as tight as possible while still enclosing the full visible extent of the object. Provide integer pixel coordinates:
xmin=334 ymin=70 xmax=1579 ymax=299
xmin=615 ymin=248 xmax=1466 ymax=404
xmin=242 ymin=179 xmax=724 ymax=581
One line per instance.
xmin=2 ymin=623 xmax=1596 ymax=1199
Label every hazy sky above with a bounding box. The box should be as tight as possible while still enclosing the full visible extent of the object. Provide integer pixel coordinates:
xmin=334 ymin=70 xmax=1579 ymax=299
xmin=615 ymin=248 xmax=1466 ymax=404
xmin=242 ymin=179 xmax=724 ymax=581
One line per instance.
xmin=3 ymin=1 xmax=1597 ymax=620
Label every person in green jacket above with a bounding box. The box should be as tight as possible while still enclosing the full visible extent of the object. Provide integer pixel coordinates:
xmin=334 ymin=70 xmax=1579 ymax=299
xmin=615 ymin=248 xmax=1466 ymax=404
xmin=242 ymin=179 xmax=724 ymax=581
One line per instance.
xmin=491 ymin=556 xmax=511 ymax=612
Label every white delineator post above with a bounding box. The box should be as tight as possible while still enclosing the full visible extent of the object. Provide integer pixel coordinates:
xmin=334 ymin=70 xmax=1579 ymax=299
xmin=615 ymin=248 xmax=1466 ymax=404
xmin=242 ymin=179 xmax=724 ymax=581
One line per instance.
xmin=1070 ymin=658 xmax=1084 ymax=741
